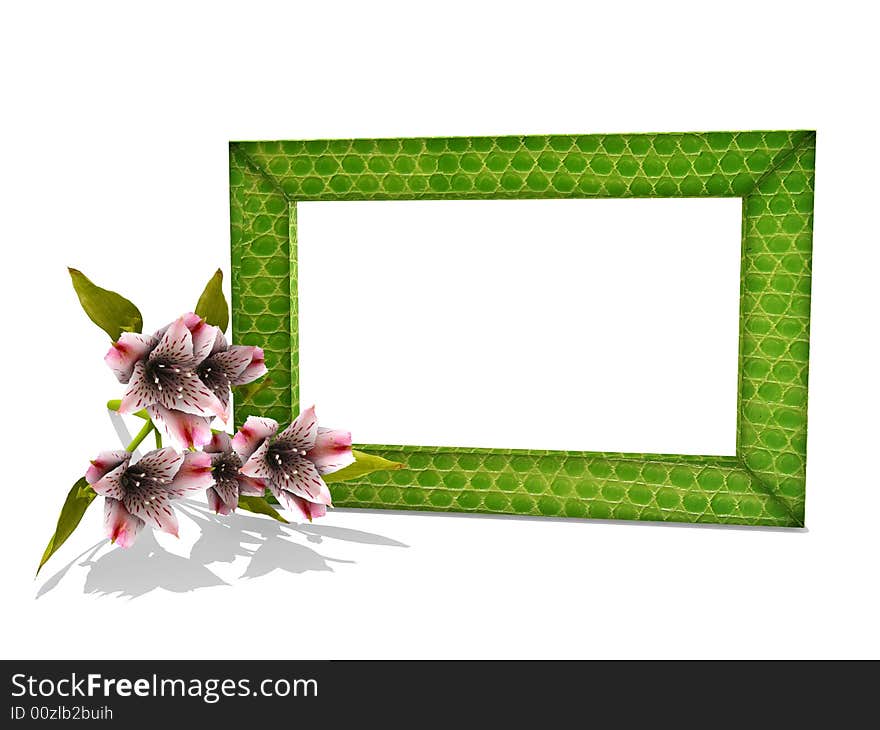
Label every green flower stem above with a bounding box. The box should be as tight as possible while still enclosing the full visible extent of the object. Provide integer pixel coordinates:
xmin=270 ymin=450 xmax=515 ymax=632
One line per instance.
xmin=126 ymin=419 xmax=155 ymax=452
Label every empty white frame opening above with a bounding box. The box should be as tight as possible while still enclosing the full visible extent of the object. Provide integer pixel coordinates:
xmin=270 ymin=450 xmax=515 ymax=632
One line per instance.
xmin=297 ymin=198 xmax=741 ymax=455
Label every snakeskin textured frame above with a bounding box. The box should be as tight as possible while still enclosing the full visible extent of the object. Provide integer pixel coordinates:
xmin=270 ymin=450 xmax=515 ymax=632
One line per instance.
xmin=229 ymin=131 xmax=815 ymax=527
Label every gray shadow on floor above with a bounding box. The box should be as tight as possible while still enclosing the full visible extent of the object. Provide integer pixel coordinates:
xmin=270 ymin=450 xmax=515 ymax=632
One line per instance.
xmin=81 ymin=528 xmax=229 ymax=599
xmin=35 ymin=500 xmax=409 ymax=600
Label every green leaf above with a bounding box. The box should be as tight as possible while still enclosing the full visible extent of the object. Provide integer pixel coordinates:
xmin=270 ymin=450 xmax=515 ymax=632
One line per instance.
xmin=237 ymin=495 xmax=289 ymax=524
xmin=68 ymin=268 xmax=143 ymax=340
xmin=195 ymin=269 xmax=229 ymax=332
xmin=323 ymin=450 xmax=404 ymax=484
xmin=37 ymin=478 xmax=98 ymax=575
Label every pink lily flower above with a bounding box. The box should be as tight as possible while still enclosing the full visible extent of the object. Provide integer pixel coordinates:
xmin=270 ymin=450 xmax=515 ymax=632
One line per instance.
xmin=203 ymin=431 xmax=267 ymax=515
xmin=196 ymin=330 xmax=267 ymax=422
xmin=86 ymin=447 xmax=213 ymax=546
xmin=235 ymin=407 xmax=354 ymax=522
xmin=148 ymin=331 xmax=266 ymax=447
xmin=104 ymin=313 xmax=224 ymax=448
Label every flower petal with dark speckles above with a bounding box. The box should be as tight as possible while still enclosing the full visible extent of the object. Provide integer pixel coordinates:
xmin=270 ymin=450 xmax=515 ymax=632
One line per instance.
xmin=135 ymin=447 xmax=184 ymax=484
xmin=90 ymin=461 xmax=129 ymax=500
xmin=103 ymin=498 xmax=144 ymax=547
xmin=124 ymin=491 xmax=180 ymax=537
xmin=274 ymin=458 xmax=332 ymax=506
xmin=275 ymin=405 xmax=318 ymax=451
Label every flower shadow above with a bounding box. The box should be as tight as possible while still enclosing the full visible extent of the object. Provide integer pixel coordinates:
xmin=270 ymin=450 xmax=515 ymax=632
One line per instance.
xmin=181 ymin=502 xmax=355 ymax=581
xmin=81 ymin=529 xmax=229 ymax=599
xmin=36 ymin=500 xmax=409 ymax=600
xmin=35 ymin=540 xmax=107 ymax=600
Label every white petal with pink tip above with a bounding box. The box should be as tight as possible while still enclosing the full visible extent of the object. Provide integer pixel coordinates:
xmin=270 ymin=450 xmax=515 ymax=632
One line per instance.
xmin=240 ymin=439 xmax=273 ymax=479
xmin=277 ymin=491 xmax=327 ymax=522
xmin=211 ymin=480 xmax=239 ymax=510
xmin=90 ymin=462 xmax=128 ymax=500
xmin=308 ymin=428 xmax=355 ymax=475
xmin=104 ymin=333 xmax=156 ymax=384
xmin=232 ymin=416 xmax=278 ymax=460
xmin=148 ymin=405 xmax=213 ymax=449
xmin=182 ymin=312 xmax=219 ymax=363
xmin=168 ymin=451 xmax=214 ymax=495
xmin=238 ymin=476 xmax=265 ymax=496
xmin=207 ymin=487 xmax=232 ymax=516
xmin=103 ymin=498 xmax=144 ymax=547
xmin=231 ymin=347 xmax=267 ymax=386
xmin=86 ymin=450 xmax=130 ymax=485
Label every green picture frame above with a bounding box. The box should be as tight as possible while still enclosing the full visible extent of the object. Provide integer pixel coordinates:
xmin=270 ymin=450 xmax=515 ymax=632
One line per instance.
xmin=229 ymin=131 xmax=815 ymax=527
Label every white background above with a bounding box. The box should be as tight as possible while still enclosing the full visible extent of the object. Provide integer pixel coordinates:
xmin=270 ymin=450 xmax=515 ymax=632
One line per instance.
xmin=299 ymin=198 xmax=741 ymax=455
xmin=1 ymin=1 xmax=878 ymax=659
